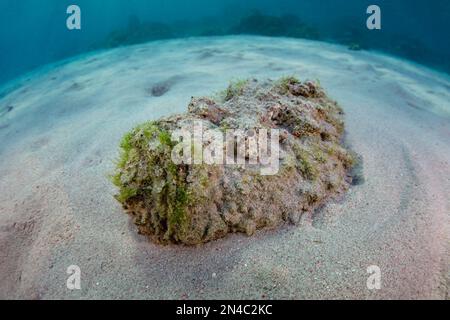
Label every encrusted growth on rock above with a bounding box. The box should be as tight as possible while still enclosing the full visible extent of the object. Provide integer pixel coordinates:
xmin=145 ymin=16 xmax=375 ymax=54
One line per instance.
xmin=112 ymin=77 xmax=357 ymax=245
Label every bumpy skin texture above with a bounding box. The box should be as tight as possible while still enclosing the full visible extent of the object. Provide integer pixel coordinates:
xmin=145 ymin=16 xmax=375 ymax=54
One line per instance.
xmin=112 ymin=78 xmax=356 ymax=245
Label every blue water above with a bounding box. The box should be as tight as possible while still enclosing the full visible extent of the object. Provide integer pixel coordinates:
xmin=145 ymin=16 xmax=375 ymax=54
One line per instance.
xmin=1 ymin=0 xmax=449 ymax=85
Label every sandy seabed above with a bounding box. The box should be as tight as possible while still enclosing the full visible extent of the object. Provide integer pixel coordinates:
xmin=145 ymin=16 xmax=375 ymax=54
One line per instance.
xmin=0 ymin=36 xmax=449 ymax=299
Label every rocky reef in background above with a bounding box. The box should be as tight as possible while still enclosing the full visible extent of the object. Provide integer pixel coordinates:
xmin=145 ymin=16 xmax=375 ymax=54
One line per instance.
xmin=95 ymin=12 xmax=450 ymax=75
xmin=229 ymin=13 xmax=320 ymax=39
xmin=111 ymin=77 xmax=358 ymax=245
xmin=98 ymin=12 xmax=321 ymax=49
xmin=98 ymin=16 xmax=175 ymax=48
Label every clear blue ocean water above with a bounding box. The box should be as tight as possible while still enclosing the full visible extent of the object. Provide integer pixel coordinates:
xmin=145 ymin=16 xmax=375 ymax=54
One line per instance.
xmin=0 ymin=0 xmax=449 ymax=85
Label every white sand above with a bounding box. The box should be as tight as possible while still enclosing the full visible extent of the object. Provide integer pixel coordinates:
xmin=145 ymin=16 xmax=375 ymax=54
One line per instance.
xmin=0 ymin=36 xmax=449 ymax=299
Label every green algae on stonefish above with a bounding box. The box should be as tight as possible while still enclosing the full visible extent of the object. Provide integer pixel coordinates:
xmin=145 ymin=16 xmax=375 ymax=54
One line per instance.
xmin=111 ymin=77 xmax=357 ymax=245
